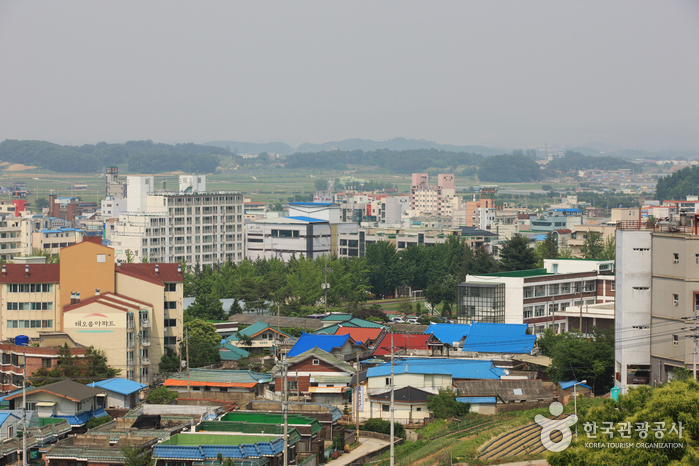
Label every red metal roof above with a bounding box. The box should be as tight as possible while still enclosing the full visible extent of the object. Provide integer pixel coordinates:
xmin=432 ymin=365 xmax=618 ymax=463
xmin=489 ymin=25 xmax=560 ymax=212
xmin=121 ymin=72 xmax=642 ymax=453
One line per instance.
xmin=0 ymin=264 xmax=60 ymax=284
xmin=373 ymin=333 xmax=430 ymax=356
xmin=335 ymin=327 xmax=384 ymax=344
xmin=63 ymin=292 xmax=153 ymax=313
xmin=116 ymin=263 xmax=183 ymax=286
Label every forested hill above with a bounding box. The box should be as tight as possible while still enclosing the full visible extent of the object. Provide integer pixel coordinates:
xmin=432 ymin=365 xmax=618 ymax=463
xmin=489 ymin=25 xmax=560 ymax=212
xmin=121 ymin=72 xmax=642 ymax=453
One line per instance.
xmin=0 ymin=139 xmax=226 ymax=174
xmin=283 ymin=148 xmax=483 ymax=173
xmin=295 ymin=137 xmax=507 ymax=156
xmin=546 ymin=151 xmax=635 ymax=173
xmin=656 ymin=165 xmax=699 ymax=201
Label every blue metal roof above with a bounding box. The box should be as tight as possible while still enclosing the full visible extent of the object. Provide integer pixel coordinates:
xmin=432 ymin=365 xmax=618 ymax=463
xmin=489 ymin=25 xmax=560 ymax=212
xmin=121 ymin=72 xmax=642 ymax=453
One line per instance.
xmin=424 ymin=323 xmax=471 ymax=345
xmin=0 ymin=413 xmax=11 ymax=427
xmin=53 ymin=407 xmax=108 ymax=427
xmin=287 ymin=333 xmax=351 ymax=357
xmin=42 ymin=228 xmax=82 ymax=233
xmin=368 ymin=358 xmax=504 ymax=380
xmin=285 ymin=216 xmax=328 ymax=223
xmin=456 ymin=396 xmax=497 ymax=404
xmin=461 ymin=323 xmax=536 ymax=354
xmin=559 ymin=380 xmax=592 ymax=390
xmin=88 ymin=378 xmax=147 ymax=396
xmin=530 ymin=234 xmax=548 ymax=241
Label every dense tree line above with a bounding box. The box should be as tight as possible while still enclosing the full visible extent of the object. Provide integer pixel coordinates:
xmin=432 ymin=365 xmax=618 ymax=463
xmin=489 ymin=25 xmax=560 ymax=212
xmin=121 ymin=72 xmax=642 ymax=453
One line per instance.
xmin=478 ymin=154 xmax=544 ymax=182
xmin=182 ymin=236 xmax=503 ymax=321
xmin=283 ymin=149 xmax=483 ymax=174
xmin=655 ymin=165 xmax=699 ymax=201
xmin=0 ymin=139 xmax=225 ymax=174
xmin=546 ymin=151 xmax=635 ymax=173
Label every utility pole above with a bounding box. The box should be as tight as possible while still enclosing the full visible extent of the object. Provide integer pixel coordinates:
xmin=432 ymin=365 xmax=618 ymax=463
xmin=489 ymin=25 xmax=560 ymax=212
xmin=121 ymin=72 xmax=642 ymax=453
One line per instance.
xmin=683 ymin=307 xmax=699 ymax=380
xmin=550 ymin=295 xmax=555 ymax=334
xmin=579 ymin=280 xmax=584 ymax=333
xmin=355 ymin=352 xmax=360 ymax=439
xmin=185 ymin=328 xmax=191 ymax=396
xmin=22 ymin=352 xmax=26 ymax=466
xmin=283 ymin=355 xmax=288 ymax=466
xmin=390 ymin=333 xmax=395 ymax=466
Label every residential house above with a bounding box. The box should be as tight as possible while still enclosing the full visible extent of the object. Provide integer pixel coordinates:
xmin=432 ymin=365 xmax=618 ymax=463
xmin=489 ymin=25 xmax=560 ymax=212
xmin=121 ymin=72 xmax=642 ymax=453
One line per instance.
xmin=45 ymin=435 xmax=159 ymax=466
xmin=163 ymin=369 xmax=272 ymax=405
xmin=287 ymin=333 xmax=368 ymax=360
xmin=372 ymin=333 xmax=430 ymax=358
xmin=368 ymin=387 xmax=434 ymax=425
xmin=4 ymin=379 xmax=108 ymax=429
xmin=424 ymin=322 xmax=536 ymax=357
xmin=86 ymin=378 xmax=147 ymax=409
xmin=334 ymin=327 xmax=384 ymax=348
xmin=273 ymin=348 xmax=355 ymax=406
xmin=453 ymin=379 xmax=557 ymax=415
xmin=225 ymin=320 xmax=291 ymax=351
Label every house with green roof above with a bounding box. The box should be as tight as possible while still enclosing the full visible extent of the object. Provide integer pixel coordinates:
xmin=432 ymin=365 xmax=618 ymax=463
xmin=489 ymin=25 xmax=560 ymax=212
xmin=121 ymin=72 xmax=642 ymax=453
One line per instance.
xmin=459 ymin=258 xmax=614 ymax=335
xmin=219 ymin=342 xmax=250 ymax=361
xmin=314 ymin=317 xmax=385 ymax=335
xmin=226 ymin=320 xmax=292 ymax=351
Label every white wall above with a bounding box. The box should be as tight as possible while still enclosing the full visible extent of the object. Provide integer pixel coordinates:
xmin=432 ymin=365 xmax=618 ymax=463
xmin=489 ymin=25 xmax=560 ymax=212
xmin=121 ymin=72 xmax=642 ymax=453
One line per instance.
xmin=126 ymin=176 xmax=154 ymax=213
xmin=615 ymin=229 xmax=651 ymax=394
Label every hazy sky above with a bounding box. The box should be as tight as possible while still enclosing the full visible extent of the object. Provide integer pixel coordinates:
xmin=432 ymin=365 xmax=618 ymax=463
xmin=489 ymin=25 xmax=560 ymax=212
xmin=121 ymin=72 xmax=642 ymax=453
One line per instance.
xmin=1 ymin=1 xmax=697 ymax=151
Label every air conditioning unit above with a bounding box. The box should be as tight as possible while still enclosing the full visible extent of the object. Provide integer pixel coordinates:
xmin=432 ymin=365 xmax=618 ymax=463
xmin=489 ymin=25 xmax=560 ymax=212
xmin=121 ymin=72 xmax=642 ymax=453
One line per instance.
xmin=452 ymin=341 xmax=462 ymax=348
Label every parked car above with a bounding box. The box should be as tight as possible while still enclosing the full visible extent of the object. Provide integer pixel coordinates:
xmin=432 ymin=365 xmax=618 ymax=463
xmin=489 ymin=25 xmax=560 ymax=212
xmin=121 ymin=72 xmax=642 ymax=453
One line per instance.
xmin=407 ymin=318 xmax=419 ymax=325
xmin=390 ymin=316 xmax=405 ymax=323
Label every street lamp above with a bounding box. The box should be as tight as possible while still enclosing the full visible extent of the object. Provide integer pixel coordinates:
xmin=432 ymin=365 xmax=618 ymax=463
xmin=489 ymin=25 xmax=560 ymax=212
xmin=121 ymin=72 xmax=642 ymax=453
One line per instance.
xmin=573 ymin=380 xmax=587 ymax=438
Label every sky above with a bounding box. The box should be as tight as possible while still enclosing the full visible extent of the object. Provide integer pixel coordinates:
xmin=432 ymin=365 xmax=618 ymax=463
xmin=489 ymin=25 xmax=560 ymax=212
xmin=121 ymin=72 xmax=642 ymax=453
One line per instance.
xmin=0 ymin=1 xmax=697 ymax=151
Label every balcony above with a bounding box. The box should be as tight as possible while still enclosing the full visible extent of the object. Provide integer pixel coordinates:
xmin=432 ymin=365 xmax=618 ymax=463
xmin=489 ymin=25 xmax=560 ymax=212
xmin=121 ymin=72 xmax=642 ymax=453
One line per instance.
xmin=126 ymin=359 xmax=135 ymax=367
xmin=139 ymin=320 xmax=151 ymax=328
xmin=141 ymin=339 xmax=151 ymax=347
xmin=127 ymin=321 xmax=135 ymax=329
xmin=140 ymin=358 xmax=150 ymax=366
xmin=127 ymin=340 xmax=135 ymax=348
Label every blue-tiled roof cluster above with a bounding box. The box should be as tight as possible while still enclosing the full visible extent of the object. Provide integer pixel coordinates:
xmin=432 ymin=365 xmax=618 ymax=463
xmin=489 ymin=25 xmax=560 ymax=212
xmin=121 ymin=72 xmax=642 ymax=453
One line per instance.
xmin=456 ymin=396 xmax=497 ymax=404
xmin=368 ymin=358 xmax=505 ymax=380
xmin=425 ymin=322 xmax=535 ymax=354
xmin=153 ymin=438 xmax=285 ymax=460
xmin=287 ymin=333 xmax=351 ymax=357
xmin=285 ymin=216 xmax=328 ymax=223
xmin=559 ymin=380 xmax=592 ymax=390
xmin=88 ymin=378 xmax=147 ymax=396
xmin=53 ymin=407 xmax=108 ymax=427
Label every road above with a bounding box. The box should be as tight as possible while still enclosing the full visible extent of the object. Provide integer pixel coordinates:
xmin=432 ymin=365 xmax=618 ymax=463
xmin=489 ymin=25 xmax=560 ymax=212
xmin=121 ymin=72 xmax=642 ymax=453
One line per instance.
xmin=326 ymin=437 xmax=390 ymax=466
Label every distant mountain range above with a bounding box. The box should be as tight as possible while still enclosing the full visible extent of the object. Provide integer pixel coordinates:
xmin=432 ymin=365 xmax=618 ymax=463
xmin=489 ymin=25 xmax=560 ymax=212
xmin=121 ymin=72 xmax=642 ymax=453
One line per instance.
xmin=206 ymin=137 xmax=508 ymax=157
xmin=205 ymin=138 xmax=699 ymax=160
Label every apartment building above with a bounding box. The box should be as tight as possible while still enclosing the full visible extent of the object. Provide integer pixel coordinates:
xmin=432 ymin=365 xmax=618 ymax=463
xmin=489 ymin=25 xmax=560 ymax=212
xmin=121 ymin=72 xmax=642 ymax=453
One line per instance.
xmin=110 ymin=175 xmax=244 ymax=266
xmin=31 ymin=227 xmax=88 ymax=255
xmin=0 ymin=239 xmax=183 ymax=384
xmin=458 ymin=259 xmax=615 ymax=333
xmin=409 ymin=173 xmax=455 ymax=217
xmin=0 ymin=216 xmax=31 ymax=261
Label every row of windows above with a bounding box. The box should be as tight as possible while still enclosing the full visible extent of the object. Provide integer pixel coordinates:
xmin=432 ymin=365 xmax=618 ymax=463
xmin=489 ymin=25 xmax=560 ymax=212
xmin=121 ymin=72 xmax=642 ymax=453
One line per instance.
xmin=523 ymin=281 xmax=596 ymax=298
xmin=7 ymin=320 xmax=53 ymax=328
xmin=6 ymin=302 xmax=53 ymax=311
xmin=7 ymin=284 xmax=53 ymax=293
xmin=523 ymin=300 xmax=595 ymax=319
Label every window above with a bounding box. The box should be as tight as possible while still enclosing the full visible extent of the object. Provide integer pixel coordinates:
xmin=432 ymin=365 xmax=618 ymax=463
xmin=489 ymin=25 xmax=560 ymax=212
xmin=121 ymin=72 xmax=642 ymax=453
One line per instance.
xmin=674 ymin=253 xmax=680 ymax=264
xmin=560 ymin=283 xmax=570 ymax=294
xmin=535 ymin=285 xmax=546 ymax=297
xmin=164 ymin=301 xmax=177 ymax=310
xmin=548 ymin=284 xmax=559 ymax=295
xmin=673 ymin=294 xmax=679 ymax=306
xmin=416 ymin=407 xmax=422 ymax=411
xmin=287 ymin=380 xmax=298 ymax=391
xmin=535 ymin=305 xmax=546 ymax=317
xmin=523 ymin=287 xmax=533 ymax=298
xmin=97 ymin=254 xmax=106 ymax=263
xmin=523 ymin=307 xmax=533 ymax=319
xmin=382 ymin=405 xmax=389 ymax=412
xmin=674 ymin=335 xmax=680 ymax=346
xmin=312 ymin=359 xmax=320 ymax=365
xmin=164 ymin=319 xmax=177 ymax=327
xmin=165 ymin=283 xmax=177 ymax=292
xmin=42 ymin=358 xmax=51 ymax=368
xmin=164 ymin=336 xmax=177 ymax=345
xmin=385 ymin=377 xmax=392 ymax=386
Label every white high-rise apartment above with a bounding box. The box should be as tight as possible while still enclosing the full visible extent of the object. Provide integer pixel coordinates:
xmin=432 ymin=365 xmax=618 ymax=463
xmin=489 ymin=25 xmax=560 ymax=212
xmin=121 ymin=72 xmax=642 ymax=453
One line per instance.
xmin=111 ymin=175 xmax=244 ymax=266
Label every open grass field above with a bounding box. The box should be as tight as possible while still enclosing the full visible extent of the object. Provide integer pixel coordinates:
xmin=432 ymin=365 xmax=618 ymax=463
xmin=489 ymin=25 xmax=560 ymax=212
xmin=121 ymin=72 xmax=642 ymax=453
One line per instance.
xmin=1 ymin=160 xmax=576 ymax=208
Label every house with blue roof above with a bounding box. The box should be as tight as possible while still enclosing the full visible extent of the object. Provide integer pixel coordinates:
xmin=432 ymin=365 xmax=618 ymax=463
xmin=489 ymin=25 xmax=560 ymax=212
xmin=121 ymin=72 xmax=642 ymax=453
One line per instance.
xmin=287 ymin=333 xmax=368 ymax=359
xmin=87 ymin=378 xmax=147 ymax=409
xmin=4 ymin=379 xmax=108 ymax=428
xmin=425 ymin=322 xmax=535 ymax=355
xmin=226 ymin=320 xmax=292 ymax=352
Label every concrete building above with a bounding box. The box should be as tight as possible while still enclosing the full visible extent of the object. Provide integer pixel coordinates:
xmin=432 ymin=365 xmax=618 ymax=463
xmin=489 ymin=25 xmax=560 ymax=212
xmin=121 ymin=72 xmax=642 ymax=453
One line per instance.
xmin=246 ymin=217 xmax=332 ymax=261
xmin=111 ymin=175 xmax=244 ymax=266
xmin=0 ymin=216 xmax=32 ymax=261
xmin=459 ymin=259 xmax=615 ymax=333
xmin=31 ymin=228 xmax=88 ymax=255
xmin=409 ymin=173 xmax=455 ymax=217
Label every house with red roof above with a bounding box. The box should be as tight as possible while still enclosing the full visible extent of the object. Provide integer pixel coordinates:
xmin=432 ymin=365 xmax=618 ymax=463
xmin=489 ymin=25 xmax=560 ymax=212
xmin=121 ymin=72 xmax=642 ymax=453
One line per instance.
xmin=373 ymin=333 xmax=430 ymax=357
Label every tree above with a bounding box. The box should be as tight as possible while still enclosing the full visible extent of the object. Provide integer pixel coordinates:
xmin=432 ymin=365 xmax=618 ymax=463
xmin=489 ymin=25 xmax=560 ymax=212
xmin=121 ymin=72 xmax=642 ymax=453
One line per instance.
xmin=158 ymin=348 xmax=180 ymax=375
xmin=121 ymin=445 xmax=155 ymax=466
xmin=535 ymin=232 xmax=558 ymax=267
xmin=538 ymin=328 xmax=614 ymax=394
xmin=34 ymin=198 xmax=49 ymax=210
xmin=424 ymin=283 xmax=442 ymax=315
xmin=414 ymin=302 xmax=422 ymax=316
xmin=184 ymin=319 xmax=221 ymax=368
xmin=363 ymin=418 xmax=406 ymax=439
xmin=602 ymin=236 xmax=616 ymax=261
xmin=185 ymin=293 xmax=226 ymax=321
xmin=580 ymin=231 xmax=605 ymax=260
xmin=85 ymin=415 xmax=112 ymax=429
xmin=229 ymin=299 xmax=244 ymax=316
xmin=397 ymin=301 xmax=412 ymax=317
xmin=498 ymin=234 xmax=538 ymax=271
xmin=145 ymin=386 xmax=178 ymax=404
xmin=235 ymin=331 xmax=254 ymax=348
xmin=353 ymin=306 xmax=389 ymax=322
xmin=365 ymin=242 xmax=399 ymax=298
xmin=427 ymin=389 xmax=470 ymax=418
xmin=30 ymin=344 xmax=119 ymax=386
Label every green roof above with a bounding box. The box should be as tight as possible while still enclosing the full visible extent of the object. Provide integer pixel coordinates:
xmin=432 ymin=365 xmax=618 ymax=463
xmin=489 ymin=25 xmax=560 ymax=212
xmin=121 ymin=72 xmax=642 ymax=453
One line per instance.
xmin=161 ymin=431 xmax=300 ymax=446
xmin=228 ymin=320 xmax=291 ymax=342
xmin=475 ymin=268 xmax=550 ymax=278
xmin=321 ymin=314 xmax=353 ymax=322
xmin=220 ymin=343 xmax=250 ymax=360
xmin=165 ymin=369 xmax=272 ymax=384
xmin=204 ymin=415 xmax=322 ymax=435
